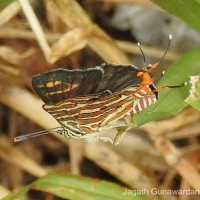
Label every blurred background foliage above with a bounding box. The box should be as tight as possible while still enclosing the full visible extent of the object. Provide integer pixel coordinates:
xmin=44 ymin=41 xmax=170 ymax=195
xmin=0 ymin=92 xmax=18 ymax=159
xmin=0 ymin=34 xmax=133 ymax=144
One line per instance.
xmin=0 ymin=0 xmax=200 ymax=200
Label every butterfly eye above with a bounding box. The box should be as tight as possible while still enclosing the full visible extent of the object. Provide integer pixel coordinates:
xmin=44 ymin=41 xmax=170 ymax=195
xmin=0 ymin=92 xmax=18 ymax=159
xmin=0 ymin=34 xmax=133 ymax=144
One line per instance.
xmin=147 ymin=64 xmax=152 ymax=70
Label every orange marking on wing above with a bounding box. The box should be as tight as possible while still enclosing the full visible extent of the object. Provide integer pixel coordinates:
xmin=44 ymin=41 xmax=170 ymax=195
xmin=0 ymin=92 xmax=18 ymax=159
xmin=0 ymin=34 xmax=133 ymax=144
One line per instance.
xmin=48 ymin=83 xmax=80 ymax=95
xmin=78 ymin=108 xmax=115 ymax=125
xmin=46 ymin=82 xmax=54 ymax=87
xmin=72 ymin=83 xmax=79 ymax=88
xmin=37 ymin=84 xmax=45 ymax=88
xmin=80 ymin=126 xmax=95 ymax=133
xmin=91 ymin=124 xmax=99 ymax=129
xmin=103 ymin=103 xmax=133 ymax=126
xmin=46 ymin=81 xmax=62 ymax=87
xmin=78 ymin=98 xmax=128 ymax=119
xmin=54 ymin=80 xmax=62 ymax=85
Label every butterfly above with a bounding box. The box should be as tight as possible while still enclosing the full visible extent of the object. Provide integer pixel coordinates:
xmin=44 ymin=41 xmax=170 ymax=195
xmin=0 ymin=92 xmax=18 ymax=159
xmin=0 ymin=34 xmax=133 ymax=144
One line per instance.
xmin=14 ymin=34 xmax=178 ymax=145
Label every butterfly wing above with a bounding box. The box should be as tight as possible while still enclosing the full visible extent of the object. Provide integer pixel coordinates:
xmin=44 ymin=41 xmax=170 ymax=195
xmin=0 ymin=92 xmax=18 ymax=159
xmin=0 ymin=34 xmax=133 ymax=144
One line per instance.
xmin=32 ymin=68 xmax=104 ymax=104
xmin=96 ymin=64 xmax=141 ymax=94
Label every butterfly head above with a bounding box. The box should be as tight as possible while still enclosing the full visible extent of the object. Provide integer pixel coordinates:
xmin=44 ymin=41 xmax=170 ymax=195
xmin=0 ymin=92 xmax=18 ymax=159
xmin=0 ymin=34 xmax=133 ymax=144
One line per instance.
xmin=136 ymin=34 xmax=185 ymax=99
xmin=136 ymin=62 xmax=160 ymax=86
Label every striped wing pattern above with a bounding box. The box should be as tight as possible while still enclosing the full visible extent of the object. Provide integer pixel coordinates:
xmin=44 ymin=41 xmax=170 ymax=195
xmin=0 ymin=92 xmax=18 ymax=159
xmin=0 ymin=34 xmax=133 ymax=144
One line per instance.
xmin=32 ymin=64 xmax=156 ymax=141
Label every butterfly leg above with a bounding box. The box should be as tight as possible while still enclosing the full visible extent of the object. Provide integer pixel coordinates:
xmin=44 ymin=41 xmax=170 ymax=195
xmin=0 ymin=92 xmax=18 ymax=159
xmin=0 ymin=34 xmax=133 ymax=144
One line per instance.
xmin=113 ymin=126 xmax=128 ymax=146
xmin=84 ymin=135 xmax=114 ymax=144
xmin=97 ymin=136 xmax=114 ymax=144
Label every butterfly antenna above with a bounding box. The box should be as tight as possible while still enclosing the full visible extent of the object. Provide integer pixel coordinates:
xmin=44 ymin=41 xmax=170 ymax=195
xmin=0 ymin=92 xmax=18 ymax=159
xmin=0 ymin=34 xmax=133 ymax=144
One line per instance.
xmin=137 ymin=42 xmax=146 ymax=69
xmin=159 ymin=34 xmax=173 ymax=66
xmin=14 ymin=127 xmax=63 ymax=142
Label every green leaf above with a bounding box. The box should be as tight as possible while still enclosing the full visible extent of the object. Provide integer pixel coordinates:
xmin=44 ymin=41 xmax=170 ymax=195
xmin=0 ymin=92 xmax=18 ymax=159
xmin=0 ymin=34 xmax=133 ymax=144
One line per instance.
xmin=185 ymin=75 xmax=200 ymax=111
xmin=1 ymin=186 xmax=30 ymax=200
xmin=152 ymin=0 xmax=200 ymax=34
xmin=133 ymin=47 xmax=200 ymax=126
xmin=2 ymin=173 xmax=147 ymax=200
